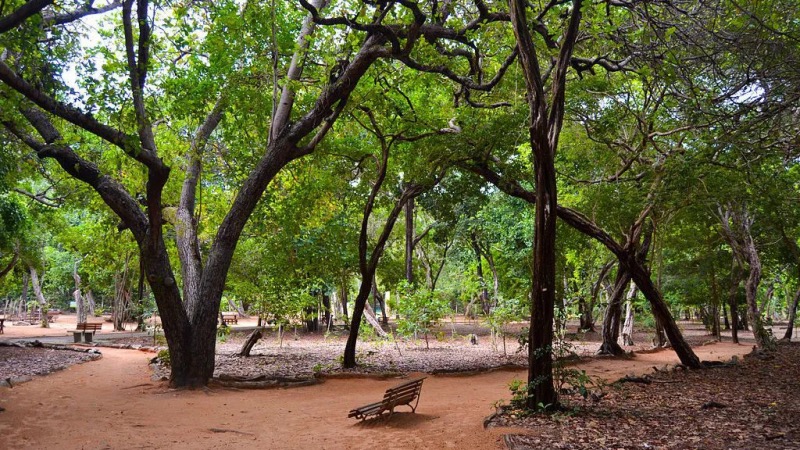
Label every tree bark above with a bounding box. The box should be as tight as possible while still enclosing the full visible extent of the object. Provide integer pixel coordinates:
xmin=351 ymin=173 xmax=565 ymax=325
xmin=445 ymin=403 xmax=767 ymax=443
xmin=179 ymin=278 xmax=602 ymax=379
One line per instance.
xmin=321 ymin=293 xmax=332 ymax=329
xmin=339 ymin=281 xmax=349 ymax=322
xmin=342 ymin=112 xmax=426 ymax=367
xmin=239 ymin=328 xmax=263 ymax=356
xmin=599 ymin=267 xmax=628 ymax=355
xmin=782 ymin=287 xmax=800 ymax=340
xmin=29 ymin=266 xmax=49 ymax=328
xmin=470 ymin=233 xmax=491 ymax=315
xmin=405 ymin=197 xmax=414 ymax=286
xmin=371 ymin=275 xmax=388 ymax=325
xmin=622 ymin=284 xmax=636 ymax=346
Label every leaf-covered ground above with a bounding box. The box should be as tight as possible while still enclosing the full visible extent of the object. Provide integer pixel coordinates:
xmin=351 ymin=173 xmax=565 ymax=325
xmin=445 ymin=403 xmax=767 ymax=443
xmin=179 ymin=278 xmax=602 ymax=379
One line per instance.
xmin=489 ymin=342 xmax=800 ymax=450
xmin=0 ymin=344 xmax=100 ymax=384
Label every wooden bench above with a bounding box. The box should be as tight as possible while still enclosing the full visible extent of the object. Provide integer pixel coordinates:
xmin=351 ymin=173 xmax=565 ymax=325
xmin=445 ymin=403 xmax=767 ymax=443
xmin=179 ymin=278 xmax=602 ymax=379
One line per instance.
xmin=348 ymin=377 xmax=426 ymax=421
xmin=46 ymin=310 xmax=61 ymax=323
xmin=72 ymin=322 xmax=103 ymax=343
xmin=26 ymin=311 xmax=42 ymax=323
xmin=220 ymin=312 xmax=238 ymax=325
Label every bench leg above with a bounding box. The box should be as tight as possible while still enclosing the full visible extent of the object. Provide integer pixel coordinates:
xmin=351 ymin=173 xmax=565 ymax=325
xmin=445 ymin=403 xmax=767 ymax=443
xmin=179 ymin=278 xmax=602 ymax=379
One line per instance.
xmin=73 ymin=332 xmax=82 ymax=343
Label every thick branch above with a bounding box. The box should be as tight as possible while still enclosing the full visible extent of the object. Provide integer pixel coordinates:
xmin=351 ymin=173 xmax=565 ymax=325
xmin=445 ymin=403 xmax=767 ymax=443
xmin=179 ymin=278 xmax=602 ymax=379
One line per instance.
xmin=0 ymin=0 xmax=52 ymax=34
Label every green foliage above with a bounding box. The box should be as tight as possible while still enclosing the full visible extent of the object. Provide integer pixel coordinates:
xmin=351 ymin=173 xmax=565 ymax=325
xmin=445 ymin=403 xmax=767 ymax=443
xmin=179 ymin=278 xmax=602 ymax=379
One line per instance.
xmin=156 ymin=349 xmax=171 ymax=367
xmin=396 ymin=282 xmax=450 ymax=347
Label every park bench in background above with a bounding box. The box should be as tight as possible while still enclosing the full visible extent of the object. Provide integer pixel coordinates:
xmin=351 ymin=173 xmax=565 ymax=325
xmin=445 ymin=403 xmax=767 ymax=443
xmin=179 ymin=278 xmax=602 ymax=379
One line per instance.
xmin=348 ymin=377 xmax=426 ymax=421
xmin=72 ymin=322 xmax=103 ymax=343
xmin=220 ymin=312 xmax=238 ymax=325
xmin=26 ymin=310 xmax=42 ymax=324
xmin=46 ymin=310 xmax=61 ymax=323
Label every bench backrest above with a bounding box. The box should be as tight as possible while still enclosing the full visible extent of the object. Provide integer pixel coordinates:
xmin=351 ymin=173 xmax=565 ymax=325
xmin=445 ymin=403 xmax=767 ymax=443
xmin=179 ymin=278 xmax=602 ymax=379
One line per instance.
xmin=76 ymin=322 xmax=102 ymax=331
xmin=383 ymin=378 xmax=425 ymax=405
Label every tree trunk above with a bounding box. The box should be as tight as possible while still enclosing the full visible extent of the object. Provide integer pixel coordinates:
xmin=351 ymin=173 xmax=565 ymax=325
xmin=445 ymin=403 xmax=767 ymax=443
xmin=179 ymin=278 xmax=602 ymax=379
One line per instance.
xmin=737 ymin=214 xmax=772 ymax=349
xmin=782 ymin=287 xmax=800 ymax=340
xmin=339 ymin=281 xmax=349 ymax=322
xmin=627 ymin=259 xmax=701 ymax=367
xmin=710 ymin=265 xmax=721 ymax=339
xmin=371 ymin=275 xmax=388 ymax=325
xmin=405 ymin=197 xmax=414 ymax=286
xmin=321 ymin=293 xmax=332 ymax=329
xmin=584 ymin=262 xmax=612 ymax=332
xmin=653 ymin=316 xmax=668 ymax=347
xmin=29 ymin=267 xmax=49 ymax=328
xmin=86 ymin=290 xmax=97 ymax=316
xmin=729 ymin=263 xmax=741 ymax=343
xmin=470 ymin=233 xmax=490 ymax=315
xmin=114 ymin=264 xmax=132 ymax=331
xmin=599 ymin=267 xmax=628 ymax=355
xmin=226 ymin=297 xmax=249 ymax=318
xmin=304 ymin=305 xmax=318 ymax=333
xmin=342 ymin=127 xmax=425 ymax=367
xmin=72 ymin=262 xmax=87 ymax=324
xmin=622 ymin=284 xmax=636 ymax=346
xmin=239 ymin=328 xmax=263 ymax=356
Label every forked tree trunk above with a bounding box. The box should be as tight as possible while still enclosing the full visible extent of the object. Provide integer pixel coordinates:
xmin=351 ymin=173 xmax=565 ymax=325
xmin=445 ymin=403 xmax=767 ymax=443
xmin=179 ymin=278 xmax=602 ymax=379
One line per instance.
xmin=342 ymin=120 xmax=426 ymax=367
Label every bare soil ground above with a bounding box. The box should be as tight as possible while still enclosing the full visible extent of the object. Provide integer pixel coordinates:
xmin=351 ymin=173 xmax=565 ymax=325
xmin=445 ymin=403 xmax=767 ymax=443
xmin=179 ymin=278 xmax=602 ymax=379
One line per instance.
xmin=0 ymin=314 xmax=795 ymax=449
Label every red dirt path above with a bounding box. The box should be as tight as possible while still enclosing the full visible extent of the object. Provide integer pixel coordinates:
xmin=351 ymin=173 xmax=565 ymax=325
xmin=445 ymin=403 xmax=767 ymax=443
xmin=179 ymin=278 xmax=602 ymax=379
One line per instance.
xmin=0 ymin=341 xmax=749 ymax=449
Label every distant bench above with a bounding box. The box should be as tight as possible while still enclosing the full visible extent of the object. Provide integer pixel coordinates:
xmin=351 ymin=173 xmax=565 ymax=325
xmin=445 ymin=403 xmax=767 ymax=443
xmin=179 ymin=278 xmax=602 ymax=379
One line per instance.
xmin=348 ymin=377 xmax=426 ymax=421
xmin=72 ymin=322 xmax=102 ymax=343
xmin=220 ymin=312 xmax=238 ymax=325
xmin=46 ymin=310 xmax=62 ymax=323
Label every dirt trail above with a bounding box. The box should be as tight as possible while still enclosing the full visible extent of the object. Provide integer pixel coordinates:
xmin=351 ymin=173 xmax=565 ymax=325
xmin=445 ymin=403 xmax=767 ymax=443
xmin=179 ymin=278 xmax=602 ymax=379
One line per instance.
xmin=0 ymin=342 xmax=750 ymax=450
